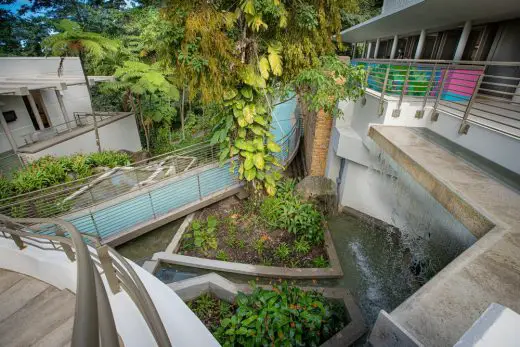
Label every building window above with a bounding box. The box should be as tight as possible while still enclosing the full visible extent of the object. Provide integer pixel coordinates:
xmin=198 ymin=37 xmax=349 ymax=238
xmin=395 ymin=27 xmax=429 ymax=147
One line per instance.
xmin=2 ymin=110 xmax=17 ymax=123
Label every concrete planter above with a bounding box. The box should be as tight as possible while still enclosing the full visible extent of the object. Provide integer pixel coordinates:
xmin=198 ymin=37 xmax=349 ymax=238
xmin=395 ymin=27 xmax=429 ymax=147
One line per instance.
xmin=144 ymin=213 xmax=343 ymax=279
xmin=169 ymin=273 xmax=367 ymax=346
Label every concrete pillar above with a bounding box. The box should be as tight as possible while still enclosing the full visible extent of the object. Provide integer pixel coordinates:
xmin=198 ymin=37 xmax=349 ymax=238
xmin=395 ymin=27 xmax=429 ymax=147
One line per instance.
xmin=374 ymin=38 xmax=381 ymax=59
xmin=352 ymin=43 xmax=356 ymax=59
xmin=454 ymin=21 xmax=472 ymax=61
xmin=361 ymin=41 xmax=367 ymax=59
xmin=55 ymin=90 xmax=71 ymax=130
xmin=367 ymin=42 xmax=373 ymax=58
xmin=26 ymin=93 xmax=44 ymax=130
xmin=415 ymin=30 xmax=426 ymax=59
xmin=0 ymin=104 xmax=18 ymax=152
xmin=390 ymin=35 xmax=399 ymax=59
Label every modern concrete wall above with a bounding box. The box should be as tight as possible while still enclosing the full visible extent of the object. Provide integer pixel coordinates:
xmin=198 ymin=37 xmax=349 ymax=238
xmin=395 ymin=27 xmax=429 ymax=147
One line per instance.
xmin=327 ymin=90 xmax=520 ymax=226
xmin=0 ymin=95 xmax=35 ymax=150
xmin=22 ymin=115 xmax=142 ymax=161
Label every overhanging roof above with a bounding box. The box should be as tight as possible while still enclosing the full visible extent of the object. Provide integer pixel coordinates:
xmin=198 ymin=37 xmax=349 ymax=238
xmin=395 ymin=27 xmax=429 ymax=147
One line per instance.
xmin=0 ymin=75 xmax=114 ymax=96
xmin=341 ymin=0 xmax=520 ymax=42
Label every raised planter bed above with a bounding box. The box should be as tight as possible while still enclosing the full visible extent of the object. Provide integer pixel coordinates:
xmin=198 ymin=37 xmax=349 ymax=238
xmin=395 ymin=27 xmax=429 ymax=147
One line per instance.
xmin=168 ymin=273 xmax=367 ymax=346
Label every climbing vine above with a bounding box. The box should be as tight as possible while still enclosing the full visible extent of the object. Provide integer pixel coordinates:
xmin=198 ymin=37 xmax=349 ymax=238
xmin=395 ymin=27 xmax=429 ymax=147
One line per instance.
xmin=164 ymin=0 xmax=360 ymax=195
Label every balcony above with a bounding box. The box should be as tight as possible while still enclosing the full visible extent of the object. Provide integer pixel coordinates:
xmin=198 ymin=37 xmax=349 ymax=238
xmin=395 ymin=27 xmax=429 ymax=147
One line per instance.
xmin=353 ymin=58 xmax=520 ymax=138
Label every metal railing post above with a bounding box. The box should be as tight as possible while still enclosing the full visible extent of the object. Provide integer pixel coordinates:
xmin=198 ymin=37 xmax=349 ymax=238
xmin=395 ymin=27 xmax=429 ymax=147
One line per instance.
xmin=379 ymin=64 xmax=391 ymax=116
xmin=197 ymin=174 xmax=202 ymax=199
xmin=458 ymin=70 xmax=485 ymax=135
xmin=431 ymin=64 xmax=450 ymax=122
xmin=361 ymin=65 xmax=371 ymax=106
xmin=148 ymin=191 xmax=156 ymax=218
xmin=97 ymin=245 xmax=120 ymax=294
xmin=393 ymin=62 xmax=412 ymax=117
xmin=416 ymin=63 xmax=438 ymax=119
xmin=55 ymin=226 xmax=76 ymax=261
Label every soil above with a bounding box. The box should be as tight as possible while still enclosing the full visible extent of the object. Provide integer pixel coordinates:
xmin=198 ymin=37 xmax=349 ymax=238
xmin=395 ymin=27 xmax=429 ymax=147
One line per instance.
xmin=178 ymin=196 xmax=329 ymax=268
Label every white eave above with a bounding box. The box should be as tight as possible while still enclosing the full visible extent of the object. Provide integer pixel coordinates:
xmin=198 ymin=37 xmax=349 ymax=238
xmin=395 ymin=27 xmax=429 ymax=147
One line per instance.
xmin=0 ymin=75 xmax=114 ymax=95
xmin=340 ymin=0 xmax=520 ymax=42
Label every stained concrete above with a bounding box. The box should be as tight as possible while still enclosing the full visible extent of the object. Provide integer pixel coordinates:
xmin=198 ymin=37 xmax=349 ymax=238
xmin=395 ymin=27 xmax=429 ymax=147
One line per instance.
xmin=368 ymin=125 xmax=520 ymax=346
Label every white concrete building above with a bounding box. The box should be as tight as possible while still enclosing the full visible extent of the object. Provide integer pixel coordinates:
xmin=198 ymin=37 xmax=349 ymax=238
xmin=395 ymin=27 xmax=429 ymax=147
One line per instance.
xmin=324 ymin=0 xmax=520 ymax=346
xmin=0 ymin=57 xmax=142 ymax=173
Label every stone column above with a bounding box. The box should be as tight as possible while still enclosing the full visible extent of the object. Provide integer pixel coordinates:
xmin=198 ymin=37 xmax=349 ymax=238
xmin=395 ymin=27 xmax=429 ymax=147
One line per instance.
xmin=26 ymin=93 xmax=44 ymax=130
xmin=390 ymin=35 xmax=399 ymax=59
xmin=374 ymin=38 xmax=381 ymax=59
xmin=415 ymin=30 xmax=426 ymax=59
xmin=55 ymin=90 xmax=71 ymax=130
xmin=454 ymin=21 xmax=472 ymax=61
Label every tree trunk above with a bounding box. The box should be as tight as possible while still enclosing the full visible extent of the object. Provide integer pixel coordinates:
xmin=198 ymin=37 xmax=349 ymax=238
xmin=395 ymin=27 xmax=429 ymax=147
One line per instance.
xmin=137 ymin=95 xmax=150 ymax=152
xmin=180 ymin=87 xmax=185 ymax=140
xmin=79 ymin=50 xmax=101 ymax=152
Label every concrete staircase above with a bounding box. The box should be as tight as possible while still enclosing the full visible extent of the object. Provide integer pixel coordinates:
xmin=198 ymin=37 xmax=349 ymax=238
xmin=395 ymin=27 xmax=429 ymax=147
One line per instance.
xmin=0 ymin=269 xmax=75 ymax=347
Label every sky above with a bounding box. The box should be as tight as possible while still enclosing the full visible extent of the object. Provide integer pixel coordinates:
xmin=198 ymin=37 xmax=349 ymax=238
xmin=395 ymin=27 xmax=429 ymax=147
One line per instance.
xmin=0 ymin=0 xmax=31 ymax=14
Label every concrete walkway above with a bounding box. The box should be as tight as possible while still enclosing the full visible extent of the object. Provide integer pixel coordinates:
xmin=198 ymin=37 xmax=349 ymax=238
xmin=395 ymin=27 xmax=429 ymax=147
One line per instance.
xmin=0 ymin=269 xmax=75 ymax=347
xmin=368 ymin=125 xmax=520 ymax=346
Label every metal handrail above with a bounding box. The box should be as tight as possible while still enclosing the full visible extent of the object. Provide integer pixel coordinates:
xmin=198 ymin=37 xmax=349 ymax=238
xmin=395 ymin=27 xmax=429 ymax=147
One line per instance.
xmin=352 ymin=58 xmax=520 ymax=137
xmin=0 ymin=215 xmax=172 ymax=347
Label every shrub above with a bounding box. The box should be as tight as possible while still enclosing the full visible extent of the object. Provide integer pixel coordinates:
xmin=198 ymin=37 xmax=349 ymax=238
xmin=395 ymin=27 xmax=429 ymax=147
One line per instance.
xmin=312 ymin=255 xmax=329 ymax=268
xmin=182 ymin=216 xmax=218 ymax=253
xmin=214 ymin=282 xmax=345 ymax=346
xmin=260 ymin=179 xmax=325 ymax=245
xmin=216 ymin=250 xmax=229 ymax=261
xmin=3 ymin=151 xmax=132 ymax=198
xmin=294 ymin=238 xmax=310 ymax=254
xmin=275 ymin=242 xmax=290 ymax=260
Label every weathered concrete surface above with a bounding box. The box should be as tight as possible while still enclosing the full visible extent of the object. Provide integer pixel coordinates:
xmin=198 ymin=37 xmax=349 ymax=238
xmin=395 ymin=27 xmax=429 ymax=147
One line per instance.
xmin=296 ymin=176 xmax=338 ymax=215
xmin=368 ymin=125 xmax=520 ymax=347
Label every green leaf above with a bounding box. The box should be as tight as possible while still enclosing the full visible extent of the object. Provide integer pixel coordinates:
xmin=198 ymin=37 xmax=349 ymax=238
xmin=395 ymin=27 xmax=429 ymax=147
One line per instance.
xmin=235 ymin=139 xmax=248 ymax=150
xmin=253 ymin=153 xmax=265 ymax=170
xmin=267 ymin=141 xmax=281 ymax=153
xmin=238 ymin=128 xmax=247 ymax=138
xmin=254 ymin=116 xmax=267 ymax=126
xmin=250 ymin=125 xmax=264 ymax=136
xmin=219 ymin=148 xmax=230 ymax=162
xmin=268 ymin=43 xmax=283 ymax=76
xmin=259 ymin=57 xmax=270 ymax=80
xmin=243 ymin=104 xmax=256 ymax=124
xmin=244 ymin=167 xmax=256 ymax=181
xmin=223 ymin=89 xmax=237 ymax=100
xmin=237 ymin=116 xmax=247 ymax=127
xmin=240 ymin=87 xmax=253 ymax=100
xmin=244 ymin=156 xmax=254 ymax=170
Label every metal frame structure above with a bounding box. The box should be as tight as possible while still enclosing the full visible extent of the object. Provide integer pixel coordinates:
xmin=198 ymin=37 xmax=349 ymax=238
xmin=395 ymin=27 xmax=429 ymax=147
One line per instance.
xmin=0 ymin=215 xmax=171 ymax=347
xmin=354 ymin=58 xmax=520 ymax=138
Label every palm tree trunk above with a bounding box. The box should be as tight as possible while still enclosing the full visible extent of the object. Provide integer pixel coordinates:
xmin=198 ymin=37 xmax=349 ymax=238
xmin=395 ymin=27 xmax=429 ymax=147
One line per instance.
xmin=79 ymin=50 xmax=101 ymax=152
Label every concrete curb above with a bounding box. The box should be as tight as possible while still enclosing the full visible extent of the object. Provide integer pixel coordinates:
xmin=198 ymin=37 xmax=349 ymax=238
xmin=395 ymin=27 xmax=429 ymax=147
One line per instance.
xmin=151 ymin=227 xmax=343 ymax=279
xmin=165 ymin=213 xmax=194 ymax=254
xmin=168 ymin=272 xmax=367 ymax=346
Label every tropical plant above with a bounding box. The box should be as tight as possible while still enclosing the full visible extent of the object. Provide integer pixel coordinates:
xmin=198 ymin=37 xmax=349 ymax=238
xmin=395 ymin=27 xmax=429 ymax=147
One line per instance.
xmin=183 ymin=216 xmax=218 ymax=253
xmin=214 ymin=282 xmax=345 ymax=346
xmin=275 ymin=242 xmax=291 ymax=260
xmin=294 ymin=238 xmax=311 ymax=254
xmin=165 ymin=0 xmax=359 ymax=195
xmin=312 ymin=255 xmax=329 ymax=268
xmin=295 ymin=55 xmax=366 ymax=118
xmin=102 ymin=60 xmax=179 ymax=151
xmin=43 ymin=19 xmax=119 ymax=152
xmin=260 ymin=179 xmax=325 ymax=245
xmin=216 ymin=250 xmax=229 ymax=261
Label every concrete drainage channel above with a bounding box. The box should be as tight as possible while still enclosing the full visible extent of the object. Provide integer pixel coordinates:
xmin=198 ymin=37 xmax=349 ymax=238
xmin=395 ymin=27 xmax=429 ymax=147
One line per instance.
xmin=143 ymin=212 xmax=343 ymax=279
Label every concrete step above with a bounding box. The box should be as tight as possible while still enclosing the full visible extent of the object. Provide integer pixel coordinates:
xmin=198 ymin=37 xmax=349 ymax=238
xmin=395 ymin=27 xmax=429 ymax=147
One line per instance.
xmin=0 ymin=270 xmax=75 ymax=347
